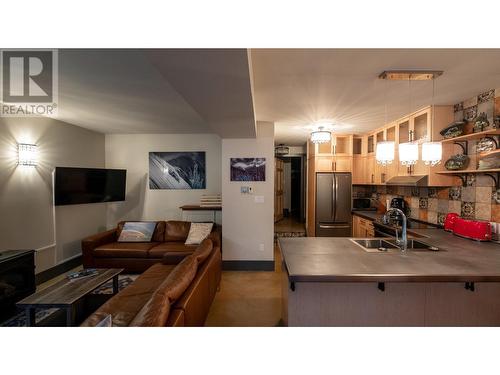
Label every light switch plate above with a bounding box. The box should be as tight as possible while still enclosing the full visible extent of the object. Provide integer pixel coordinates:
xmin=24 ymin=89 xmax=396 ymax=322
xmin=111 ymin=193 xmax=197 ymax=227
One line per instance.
xmin=254 ymin=195 xmax=264 ymax=203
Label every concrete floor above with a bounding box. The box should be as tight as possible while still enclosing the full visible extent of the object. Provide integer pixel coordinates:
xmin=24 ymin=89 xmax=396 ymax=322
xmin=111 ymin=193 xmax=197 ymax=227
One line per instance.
xmin=205 ymin=243 xmax=283 ymax=327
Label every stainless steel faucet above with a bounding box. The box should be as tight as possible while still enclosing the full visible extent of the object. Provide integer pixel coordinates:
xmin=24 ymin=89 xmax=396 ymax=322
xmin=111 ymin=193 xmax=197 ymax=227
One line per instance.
xmin=384 ymin=208 xmax=408 ymax=252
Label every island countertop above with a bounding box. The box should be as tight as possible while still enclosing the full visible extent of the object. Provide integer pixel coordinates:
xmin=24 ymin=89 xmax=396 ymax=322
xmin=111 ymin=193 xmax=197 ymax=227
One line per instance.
xmin=279 ymin=229 xmax=500 ymax=283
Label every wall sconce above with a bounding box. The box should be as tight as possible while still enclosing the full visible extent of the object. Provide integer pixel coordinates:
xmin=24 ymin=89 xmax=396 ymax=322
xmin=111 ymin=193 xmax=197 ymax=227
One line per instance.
xmin=18 ymin=143 xmax=38 ymax=166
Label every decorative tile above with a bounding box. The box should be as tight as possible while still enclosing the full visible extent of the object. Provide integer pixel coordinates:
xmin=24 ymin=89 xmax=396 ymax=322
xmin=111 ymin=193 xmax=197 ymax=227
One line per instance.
xmin=475 ymin=203 xmax=491 ymax=221
xmin=437 ymin=213 xmax=446 ymax=226
xmin=476 ymin=186 xmax=493 ymax=203
xmin=419 ymin=197 xmax=428 ymax=209
xmin=410 ymin=208 xmax=420 ymax=220
xmin=437 ymin=188 xmax=450 ymax=199
xmin=464 ymin=105 xmax=478 ymax=121
xmin=463 ymin=96 xmax=478 ymax=109
xmin=419 ymin=188 xmax=428 ymax=198
xmin=466 ymin=174 xmax=476 ymax=187
xmin=428 ymin=211 xmax=438 ymax=224
xmin=449 ymin=200 xmax=461 ymax=214
xmin=410 ymin=197 xmax=420 ymax=209
xmin=492 ymin=205 xmax=500 ymax=222
xmin=438 ymin=199 xmax=449 ymax=212
xmin=419 ymin=210 xmax=428 ymax=222
xmin=428 ymin=198 xmax=438 ymax=211
xmin=411 ymin=187 xmax=419 ymax=197
xmin=454 ymin=102 xmax=463 ymax=113
xmin=494 ymin=188 xmax=500 ymax=204
xmin=461 ymin=186 xmax=475 ymax=202
xmin=428 ymin=188 xmax=438 ymax=198
xmin=449 ymin=186 xmax=461 ymax=200
xmin=478 ymin=89 xmax=495 ymax=104
xmin=461 ymin=202 xmax=475 ymax=219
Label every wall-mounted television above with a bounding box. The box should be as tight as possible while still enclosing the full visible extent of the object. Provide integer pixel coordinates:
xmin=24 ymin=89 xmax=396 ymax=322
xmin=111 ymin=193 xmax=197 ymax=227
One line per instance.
xmin=54 ymin=167 xmax=126 ymax=206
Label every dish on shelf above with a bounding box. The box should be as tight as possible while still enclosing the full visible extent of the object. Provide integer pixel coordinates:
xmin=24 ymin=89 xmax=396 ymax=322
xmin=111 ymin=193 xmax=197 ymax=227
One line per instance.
xmin=476 ymin=137 xmax=497 ymax=153
xmin=440 ymin=121 xmax=465 ymax=139
xmin=444 ymin=154 xmax=470 ymax=171
xmin=478 ymin=150 xmax=500 ymax=170
xmin=473 ymin=112 xmax=490 ymax=133
xmin=494 ymin=189 xmax=500 ymax=205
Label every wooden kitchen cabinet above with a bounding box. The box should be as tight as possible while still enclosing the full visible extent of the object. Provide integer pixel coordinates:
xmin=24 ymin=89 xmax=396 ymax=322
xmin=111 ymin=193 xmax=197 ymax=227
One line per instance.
xmin=352 ymin=156 xmax=365 ymax=184
xmin=353 ymin=215 xmax=374 ymax=237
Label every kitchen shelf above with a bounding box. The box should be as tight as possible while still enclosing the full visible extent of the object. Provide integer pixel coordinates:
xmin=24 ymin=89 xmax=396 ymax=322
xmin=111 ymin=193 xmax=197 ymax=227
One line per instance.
xmin=440 ymin=129 xmax=500 ymax=143
xmin=436 ymin=169 xmax=500 ymax=188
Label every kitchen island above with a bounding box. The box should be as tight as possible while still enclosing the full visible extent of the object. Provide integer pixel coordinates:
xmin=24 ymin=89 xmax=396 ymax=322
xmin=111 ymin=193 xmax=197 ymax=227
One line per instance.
xmin=280 ymin=228 xmax=500 ymax=326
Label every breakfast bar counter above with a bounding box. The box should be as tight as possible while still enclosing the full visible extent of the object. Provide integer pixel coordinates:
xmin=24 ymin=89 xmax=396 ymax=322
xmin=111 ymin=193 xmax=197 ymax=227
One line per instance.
xmin=279 ymin=230 xmax=500 ymax=326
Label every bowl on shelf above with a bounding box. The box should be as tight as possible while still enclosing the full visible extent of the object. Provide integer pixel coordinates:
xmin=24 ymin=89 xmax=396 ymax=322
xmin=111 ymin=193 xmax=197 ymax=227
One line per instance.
xmin=444 ymin=154 xmax=470 ymax=170
xmin=478 ymin=149 xmax=500 ymax=170
xmin=440 ymin=121 xmax=465 ymax=139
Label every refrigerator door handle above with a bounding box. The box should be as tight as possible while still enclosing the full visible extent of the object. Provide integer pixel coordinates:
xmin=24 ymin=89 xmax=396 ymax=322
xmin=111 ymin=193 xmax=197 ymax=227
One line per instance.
xmin=319 ymin=224 xmax=351 ymax=229
xmin=333 ymin=173 xmax=338 ymax=221
xmin=331 ymin=175 xmax=334 ymax=219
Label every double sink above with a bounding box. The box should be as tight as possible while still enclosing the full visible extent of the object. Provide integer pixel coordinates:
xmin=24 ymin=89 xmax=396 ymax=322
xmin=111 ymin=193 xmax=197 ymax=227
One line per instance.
xmin=351 ymin=238 xmax=440 ymax=253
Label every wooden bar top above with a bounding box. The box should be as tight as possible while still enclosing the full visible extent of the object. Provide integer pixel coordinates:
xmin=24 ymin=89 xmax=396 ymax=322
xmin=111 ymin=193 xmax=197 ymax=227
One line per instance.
xmin=180 ymin=205 xmax=222 ymax=211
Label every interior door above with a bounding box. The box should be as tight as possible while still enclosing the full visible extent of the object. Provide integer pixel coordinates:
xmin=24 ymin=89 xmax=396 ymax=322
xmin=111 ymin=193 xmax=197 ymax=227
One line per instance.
xmin=274 ymin=158 xmax=284 ymax=222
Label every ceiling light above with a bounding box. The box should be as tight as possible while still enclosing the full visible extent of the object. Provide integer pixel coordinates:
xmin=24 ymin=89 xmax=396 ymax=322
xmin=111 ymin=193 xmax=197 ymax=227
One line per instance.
xmin=18 ymin=143 xmax=38 ymax=166
xmin=310 ymin=127 xmax=331 ymax=144
xmin=422 ymin=142 xmax=442 ymax=166
xmin=275 ymin=144 xmax=290 ymax=156
xmin=379 ymin=70 xmax=443 ymax=81
xmin=376 ymin=141 xmax=395 ymax=166
xmin=399 ymin=142 xmax=418 ymax=166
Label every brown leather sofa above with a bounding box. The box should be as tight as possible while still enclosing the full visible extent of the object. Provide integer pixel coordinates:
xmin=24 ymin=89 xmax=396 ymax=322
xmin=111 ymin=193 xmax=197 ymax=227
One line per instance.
xmin=82 ymin=221 xmax=221 ymax=273
xmin=81 ymin=238 xmax=221 ymax=327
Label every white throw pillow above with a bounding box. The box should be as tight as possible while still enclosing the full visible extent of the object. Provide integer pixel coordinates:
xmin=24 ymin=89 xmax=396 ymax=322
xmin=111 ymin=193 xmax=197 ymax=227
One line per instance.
xmin=185 ymin=222 xmax=214 ymax=245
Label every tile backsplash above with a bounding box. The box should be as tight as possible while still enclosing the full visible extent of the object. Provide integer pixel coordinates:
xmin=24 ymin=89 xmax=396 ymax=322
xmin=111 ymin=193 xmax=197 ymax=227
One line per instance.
xmin=353 ymin=178 xmax=500 ymax=225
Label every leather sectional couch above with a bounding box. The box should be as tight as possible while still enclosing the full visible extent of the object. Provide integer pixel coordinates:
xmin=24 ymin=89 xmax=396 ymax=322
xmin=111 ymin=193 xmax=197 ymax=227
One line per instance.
xmin=82 ymin=221 xmax=221 ymax=273
xmin=81 ymin=238 xmax=221 ymax=327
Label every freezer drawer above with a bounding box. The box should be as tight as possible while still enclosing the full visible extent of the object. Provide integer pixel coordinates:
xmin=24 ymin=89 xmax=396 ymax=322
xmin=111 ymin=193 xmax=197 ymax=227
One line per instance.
xmin=316 ymin=222 xmax=352 ymax=237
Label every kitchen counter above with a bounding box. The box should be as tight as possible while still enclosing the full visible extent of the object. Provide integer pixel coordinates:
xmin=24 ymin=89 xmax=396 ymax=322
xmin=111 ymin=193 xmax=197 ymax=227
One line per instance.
xmin=280 ymin=229 xmax=500 ymax=283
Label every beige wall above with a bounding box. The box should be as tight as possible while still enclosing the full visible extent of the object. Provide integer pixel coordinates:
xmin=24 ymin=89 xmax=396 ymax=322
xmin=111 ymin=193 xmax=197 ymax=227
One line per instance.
xmin=221 ymin=121 xmax=275 ymax=262
xmin=0 ymin=118 xmax=106 ymax=273
xmin=105 ymin=133 xmax=222 ymax=226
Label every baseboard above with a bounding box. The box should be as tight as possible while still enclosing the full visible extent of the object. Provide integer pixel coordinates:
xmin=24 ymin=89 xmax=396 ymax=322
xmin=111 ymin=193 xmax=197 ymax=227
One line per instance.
xmin=222 ymin=260 xmax=274 ymax=271
xmin=35 ymin=256 xmax=82 ymax=285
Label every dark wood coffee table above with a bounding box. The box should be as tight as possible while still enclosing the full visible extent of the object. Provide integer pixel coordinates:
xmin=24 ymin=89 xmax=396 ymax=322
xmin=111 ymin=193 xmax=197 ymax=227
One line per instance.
xmin=17 ymin=268 xmax=123 ymax=327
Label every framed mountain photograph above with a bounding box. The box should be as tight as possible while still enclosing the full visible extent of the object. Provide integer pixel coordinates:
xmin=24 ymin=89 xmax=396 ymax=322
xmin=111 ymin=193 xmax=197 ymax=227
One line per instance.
xmin=230 ymin=158 xmax=266 ymax=182
xmin=149 ymin=151 xmax=206 ymax=189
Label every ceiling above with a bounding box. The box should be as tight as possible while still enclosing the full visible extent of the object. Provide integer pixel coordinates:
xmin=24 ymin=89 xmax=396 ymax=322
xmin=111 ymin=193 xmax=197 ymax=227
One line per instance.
xmin=54 ymin=49 xmax=256 ymax=137
xmin=250 ymin=49 xmax=500 ymax=145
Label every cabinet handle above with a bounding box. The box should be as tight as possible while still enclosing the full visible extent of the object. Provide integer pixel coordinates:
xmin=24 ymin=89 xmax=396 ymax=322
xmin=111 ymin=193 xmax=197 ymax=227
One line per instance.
xmin=381 ymin=173 xmax=386 ymax=183
xmin=371 ymin=174 xmax=374 ymax=184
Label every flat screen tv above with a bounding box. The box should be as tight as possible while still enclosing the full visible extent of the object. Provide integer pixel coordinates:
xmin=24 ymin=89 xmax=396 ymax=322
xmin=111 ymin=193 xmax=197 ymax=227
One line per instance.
xmin=54 ymin=167 xmax=126 ymax=206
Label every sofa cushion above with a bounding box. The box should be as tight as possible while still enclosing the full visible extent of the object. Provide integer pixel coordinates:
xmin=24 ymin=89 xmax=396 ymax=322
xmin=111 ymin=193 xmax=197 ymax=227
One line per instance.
xmin=148 ymin=242 xmax=197 ymax=258
xmin=192 ymin=239 xmax=213 ymax=265
xmin=93 ymin=242 xmax=160 ymax=258
xmin=117 ymin=221 xmax=166 ymax=242
xmin=129 ymin=256 xmax=198 ymax=327
xmin=80 ymin=263 xmax=175 ymax=327
xmin=185 ymin=222 xmax=213 ymax=245
xmin=164 ymin=221 xmax=191 ymax=242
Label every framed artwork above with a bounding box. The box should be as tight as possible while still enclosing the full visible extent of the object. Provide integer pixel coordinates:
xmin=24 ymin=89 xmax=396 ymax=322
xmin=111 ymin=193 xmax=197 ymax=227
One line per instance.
xmin=230 ymin=158 xmax=266 ymax=181
xmin=149 ymin=152 xmax=206 ymax=189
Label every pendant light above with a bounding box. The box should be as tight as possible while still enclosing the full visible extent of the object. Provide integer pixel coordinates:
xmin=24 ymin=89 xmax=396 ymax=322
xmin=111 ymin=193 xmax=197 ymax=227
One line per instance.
xmin=376 ymin=79 xmax=395 ymax=166
xmin=275 ymin=144 xmax=290 ymax=156
xmin=310 ymin=126 xmax=331 ymax=144
xmin=398 ymin=78 xmax=418 ymax=166
xmin=422 ymin=78 xmax=443 ymax=166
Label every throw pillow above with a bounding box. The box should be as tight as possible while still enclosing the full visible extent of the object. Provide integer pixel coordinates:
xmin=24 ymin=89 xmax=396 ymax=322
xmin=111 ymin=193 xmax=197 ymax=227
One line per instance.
xmin=117 ymin=221 xmax=157 ymax=242
xmin=184 ymin=222 xmax=213 ymax=245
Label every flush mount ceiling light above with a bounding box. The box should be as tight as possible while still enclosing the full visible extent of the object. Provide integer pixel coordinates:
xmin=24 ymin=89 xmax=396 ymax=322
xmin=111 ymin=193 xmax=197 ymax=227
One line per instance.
xmin=18 ymin=143 xmax=38 ymax=166
xmin=275 ymin=144 xmax=290 ymax=156
xmin=376 ymin=141 xmax=395 ymax=166
xmin=378 ymin=70 xmax=443 ymax=81
xmin=310 ymin=126 xmax=331 ymax=144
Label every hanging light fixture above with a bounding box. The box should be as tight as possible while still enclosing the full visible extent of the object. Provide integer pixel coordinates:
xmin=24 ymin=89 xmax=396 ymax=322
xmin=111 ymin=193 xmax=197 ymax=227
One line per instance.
xmin=310 ymin=126 xmax=331 ymax=144
xmin=376 ymin=79 xmax=395 ymax=166
xmin=398 ymin=78 xmax=419 ymax=167
xmin=421 ymin=77 xmax=443 ymax=166
xmin=274 ymin=144 xmax=290 ymax=156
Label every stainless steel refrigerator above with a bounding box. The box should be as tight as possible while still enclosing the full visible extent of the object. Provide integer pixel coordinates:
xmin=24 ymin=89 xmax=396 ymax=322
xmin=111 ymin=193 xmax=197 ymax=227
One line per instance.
xmin=315 ymin=172 xmax=352 ymax=237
